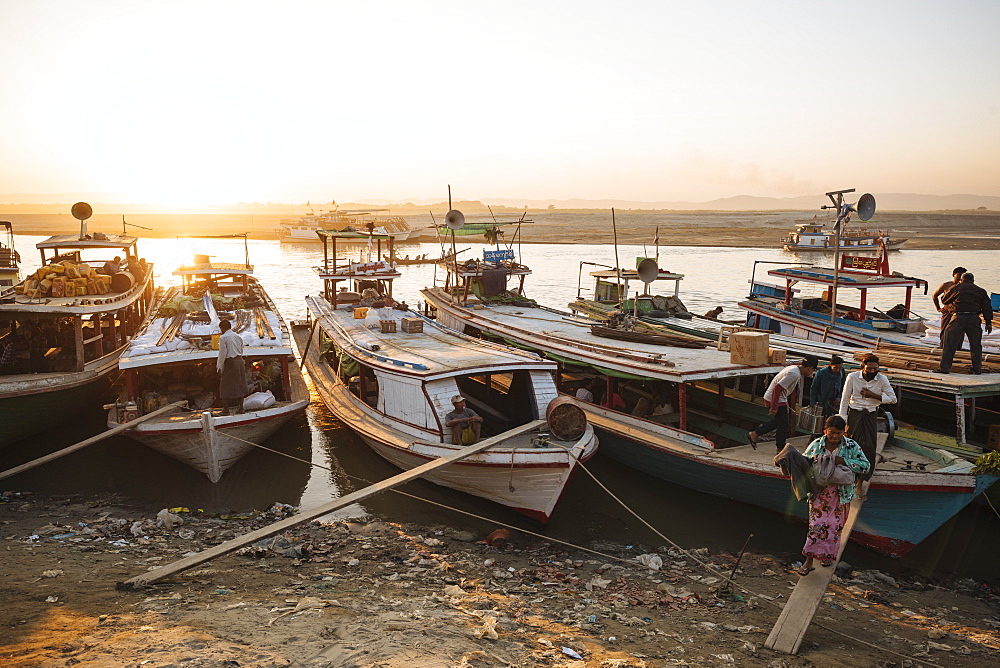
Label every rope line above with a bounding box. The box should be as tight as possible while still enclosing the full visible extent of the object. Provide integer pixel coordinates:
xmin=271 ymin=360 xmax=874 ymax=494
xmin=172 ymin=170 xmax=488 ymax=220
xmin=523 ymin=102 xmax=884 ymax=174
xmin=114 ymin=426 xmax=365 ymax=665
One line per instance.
xmin=214 ymin=428 xmax=946 ymax=667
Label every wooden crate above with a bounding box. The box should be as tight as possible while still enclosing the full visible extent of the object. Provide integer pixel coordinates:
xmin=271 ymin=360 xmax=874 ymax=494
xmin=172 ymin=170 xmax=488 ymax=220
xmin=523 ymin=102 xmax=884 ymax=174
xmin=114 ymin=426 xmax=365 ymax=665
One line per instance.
xmin=401 ymin=317 xmax=423 ymax=333
xmin=379 ymin=320 xmax=397 ymax=333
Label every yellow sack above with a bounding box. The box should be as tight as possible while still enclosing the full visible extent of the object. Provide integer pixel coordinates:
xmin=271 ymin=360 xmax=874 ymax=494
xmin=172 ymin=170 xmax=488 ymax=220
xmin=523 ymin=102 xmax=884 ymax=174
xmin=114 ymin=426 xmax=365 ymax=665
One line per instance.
xmin=461 ymin=426 xmax=477 ymax=445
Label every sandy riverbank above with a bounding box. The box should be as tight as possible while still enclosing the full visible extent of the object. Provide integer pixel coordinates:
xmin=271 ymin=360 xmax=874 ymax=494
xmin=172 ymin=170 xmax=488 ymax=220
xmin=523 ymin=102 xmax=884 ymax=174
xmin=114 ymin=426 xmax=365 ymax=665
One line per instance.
xmin=4 ymin=210 xmax=1000 ymax=250
xmin=2 ymin=491 xmax=997 ymax=667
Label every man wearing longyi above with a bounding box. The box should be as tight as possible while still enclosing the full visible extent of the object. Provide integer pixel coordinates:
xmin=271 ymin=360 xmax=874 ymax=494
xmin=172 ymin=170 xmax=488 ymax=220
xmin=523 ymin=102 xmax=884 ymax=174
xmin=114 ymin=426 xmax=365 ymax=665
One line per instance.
xmin=839 ymin=353 xmax=895 ymax=486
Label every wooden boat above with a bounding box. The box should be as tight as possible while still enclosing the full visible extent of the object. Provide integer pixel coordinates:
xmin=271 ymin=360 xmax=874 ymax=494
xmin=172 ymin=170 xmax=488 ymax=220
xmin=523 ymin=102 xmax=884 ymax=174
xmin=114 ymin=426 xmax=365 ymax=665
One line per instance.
xmin=420 ymin=243 xmax=996 ymax=556
xmin=781 ymin=220 xmax=907 ymax=252
xmin=739 ymin=246 xmax=936 ymax=348
xmin=108 ymin=255 xmax=308 ymax=482
xmin=279 ymin=207 xmax=412 ymax=243
xmin=299 ymin=229 xmax=597 ymax=523
xmin=1 ymin=220 xmax=156 ymax=449
xmin=0 ymin=221 xmax=20 ymax=294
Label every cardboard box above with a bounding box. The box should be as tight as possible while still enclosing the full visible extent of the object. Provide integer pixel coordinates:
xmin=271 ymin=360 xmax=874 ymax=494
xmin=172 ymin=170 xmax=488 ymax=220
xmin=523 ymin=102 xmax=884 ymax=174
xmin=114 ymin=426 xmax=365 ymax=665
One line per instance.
xmin=401 ymin=317 xmax=423 ymax=333
xmin=768 ymin=347 xmax=786 ymax=364
xmin=730 ymin=331 xmax=770 ymax=366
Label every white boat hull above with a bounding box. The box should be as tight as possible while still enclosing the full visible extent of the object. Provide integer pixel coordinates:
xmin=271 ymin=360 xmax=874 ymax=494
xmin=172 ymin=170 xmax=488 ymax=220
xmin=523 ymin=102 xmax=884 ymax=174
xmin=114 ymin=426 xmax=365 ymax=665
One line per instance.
xmin=299 ymin=325 xmax=597 ymax=523
xmin=111 ymin=401 xmax=308 ymax=482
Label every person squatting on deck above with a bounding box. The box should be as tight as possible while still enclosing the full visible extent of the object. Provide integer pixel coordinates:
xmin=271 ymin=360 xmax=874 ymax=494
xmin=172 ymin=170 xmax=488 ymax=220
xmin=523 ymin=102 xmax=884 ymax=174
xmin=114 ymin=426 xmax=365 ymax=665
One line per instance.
xmin=217 ymin=319 xmax=247 ymax=415
xmin=839 ymin=353 xmax=895 ymax=484
xmin=931 ymin=266 xmax=967 ymax=334
xmin=747 ymin=355 xmax=819 ymax=453
xmin=445 ymin=395 xmax=482 ymax=445
xmin=797 ymin=415 xmax=870 ymax=576
xmin=809 ymin=355 xmax=846 ymax=418
xmin=935 ymin=272 xmax=993 ymax=375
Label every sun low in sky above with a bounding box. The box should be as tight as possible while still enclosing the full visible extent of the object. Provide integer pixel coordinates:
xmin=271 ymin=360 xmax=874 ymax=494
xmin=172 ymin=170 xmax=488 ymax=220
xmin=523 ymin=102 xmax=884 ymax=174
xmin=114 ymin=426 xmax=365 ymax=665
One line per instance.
xmin=1 ymin=0 xmax=998 ymax=206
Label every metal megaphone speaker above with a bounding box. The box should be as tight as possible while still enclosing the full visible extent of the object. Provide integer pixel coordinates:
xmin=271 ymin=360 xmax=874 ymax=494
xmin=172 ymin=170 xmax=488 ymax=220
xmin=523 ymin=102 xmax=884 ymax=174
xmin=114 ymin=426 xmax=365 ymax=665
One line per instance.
xmin=636 ymin=257 xmax=660 ymax=283
xmin=851 ymin=193 xmax=876 ymax=221
xmin=445 ymin=209 xmax=465 ymax=230
xmin=71 ymin=202 xmax=93 ymax=221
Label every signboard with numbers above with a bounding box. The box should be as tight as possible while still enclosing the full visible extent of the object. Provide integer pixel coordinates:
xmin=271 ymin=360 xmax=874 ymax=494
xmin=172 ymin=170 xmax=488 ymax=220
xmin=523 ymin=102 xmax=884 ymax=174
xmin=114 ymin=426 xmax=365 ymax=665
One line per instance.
xmin=841 ymin=255 xmax=879 ymax=271
xmin=484 ymin=249 xmax=515 ymax=262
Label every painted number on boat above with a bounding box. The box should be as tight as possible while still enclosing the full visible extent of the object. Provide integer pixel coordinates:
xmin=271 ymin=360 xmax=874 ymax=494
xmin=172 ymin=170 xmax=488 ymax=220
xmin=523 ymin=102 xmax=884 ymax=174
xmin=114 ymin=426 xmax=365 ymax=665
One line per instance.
xmin=842 ymin=255 xmax=879 ymax=271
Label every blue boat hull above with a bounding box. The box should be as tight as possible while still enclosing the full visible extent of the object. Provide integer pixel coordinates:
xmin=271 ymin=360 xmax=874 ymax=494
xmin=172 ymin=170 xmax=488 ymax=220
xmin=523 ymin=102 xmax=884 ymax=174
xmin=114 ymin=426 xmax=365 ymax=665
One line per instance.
xmin=594 ymin=426 xmax=996 ymax=557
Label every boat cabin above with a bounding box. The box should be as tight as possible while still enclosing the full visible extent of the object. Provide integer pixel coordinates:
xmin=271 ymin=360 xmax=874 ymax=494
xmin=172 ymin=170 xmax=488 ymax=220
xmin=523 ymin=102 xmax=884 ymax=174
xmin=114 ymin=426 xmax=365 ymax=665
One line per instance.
xmin=747 ymin=250 xmax=928 ymax=334
xmin=578 ymin=259 xmax=688 ymax=318
xmin=314 ymin=229 xmax=401 ymax=307
xmin=435 ymin=248 xmax=532 ymax=307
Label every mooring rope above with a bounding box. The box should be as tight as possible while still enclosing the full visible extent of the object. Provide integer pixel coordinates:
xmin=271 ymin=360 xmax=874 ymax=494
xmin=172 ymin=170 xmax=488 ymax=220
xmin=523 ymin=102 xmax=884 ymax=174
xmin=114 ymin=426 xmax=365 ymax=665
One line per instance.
xmin=215 ymin=429 xmax=947 ymax=667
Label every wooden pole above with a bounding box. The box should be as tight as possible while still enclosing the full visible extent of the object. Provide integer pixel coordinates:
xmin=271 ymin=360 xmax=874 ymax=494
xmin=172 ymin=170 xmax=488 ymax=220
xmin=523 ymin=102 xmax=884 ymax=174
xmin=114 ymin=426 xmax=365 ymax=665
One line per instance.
xmin=0 ymin=401 xmax=187 ymax=481
xmin=119 ymin=419 xmax=547 ymax=590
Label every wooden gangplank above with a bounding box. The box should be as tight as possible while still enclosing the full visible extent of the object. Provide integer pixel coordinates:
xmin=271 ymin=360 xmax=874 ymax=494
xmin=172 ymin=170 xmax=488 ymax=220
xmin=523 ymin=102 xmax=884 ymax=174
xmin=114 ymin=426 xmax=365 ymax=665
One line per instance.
xmin=764 ymin=491 xmax=866 ymax=654
xmin=0 ymin=401 xmax=187 ymax=481
xmin=119 ymin=419 xmax=547 ymax=590
xmin=765 ymin=435 xmax=886 ymax=654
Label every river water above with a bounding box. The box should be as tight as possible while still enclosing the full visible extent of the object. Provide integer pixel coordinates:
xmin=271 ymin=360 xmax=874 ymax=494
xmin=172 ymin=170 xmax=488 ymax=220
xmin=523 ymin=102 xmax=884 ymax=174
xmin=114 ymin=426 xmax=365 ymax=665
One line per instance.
xmin=4 ymin=233 xmax=999 ymax=583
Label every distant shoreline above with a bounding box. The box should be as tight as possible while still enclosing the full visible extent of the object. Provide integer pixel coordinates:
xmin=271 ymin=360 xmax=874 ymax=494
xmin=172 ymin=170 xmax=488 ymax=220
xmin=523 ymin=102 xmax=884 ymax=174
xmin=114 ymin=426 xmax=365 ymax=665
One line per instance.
xmin=4 ymin=210 xmax=999 ymax=251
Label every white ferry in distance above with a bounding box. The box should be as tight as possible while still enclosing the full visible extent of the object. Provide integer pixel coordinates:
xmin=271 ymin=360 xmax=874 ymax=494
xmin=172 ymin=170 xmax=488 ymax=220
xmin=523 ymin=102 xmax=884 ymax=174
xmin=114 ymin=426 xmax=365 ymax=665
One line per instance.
xmin=278 ymin=205 xmax=412 ymax=243
xmin=781 ymin=219 xmax=907 ymax=252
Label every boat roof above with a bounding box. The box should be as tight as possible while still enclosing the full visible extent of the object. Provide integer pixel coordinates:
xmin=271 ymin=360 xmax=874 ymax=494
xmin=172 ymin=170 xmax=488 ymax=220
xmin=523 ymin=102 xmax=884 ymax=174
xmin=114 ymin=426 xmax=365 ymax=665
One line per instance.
xmin=1 ymin=269 xmax=153 ymax=316
xmin=766 ymin=266 xmax=922 ymax=289
xmin=307 ymin=295 xmax=554 ymax=378
xmin=313 ymin=263 xmax=401 ymax=281
xmin=36 ymin=234 xmax=139 ymax=250
xmin=590 ymin=268 xmax=684 ymax=281
xmin=317 ymin=228 xmax=393 ymax=239
xmin=421 ymin=288 xmax=784 ymax=382
xmin=173 ymin=262 xmax=253 ymax=276
xmin=119 ymin=284 xmax=292 ymax=369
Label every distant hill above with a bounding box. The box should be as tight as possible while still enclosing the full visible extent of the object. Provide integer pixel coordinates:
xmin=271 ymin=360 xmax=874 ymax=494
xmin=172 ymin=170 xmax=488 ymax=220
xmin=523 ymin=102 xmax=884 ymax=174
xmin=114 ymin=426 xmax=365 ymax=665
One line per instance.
xmin=0 ymin=192 xmax=997 ymax=213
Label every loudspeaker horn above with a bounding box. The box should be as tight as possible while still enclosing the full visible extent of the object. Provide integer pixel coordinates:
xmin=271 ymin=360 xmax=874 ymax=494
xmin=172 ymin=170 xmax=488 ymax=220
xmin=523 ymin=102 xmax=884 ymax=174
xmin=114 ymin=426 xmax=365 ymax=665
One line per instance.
xmin=71 ymin=202 xmax=93 ymax=221
xmin=636 ymin=258 xmax=660 ymax=283
xmin=445 ymin=209 xmax=465 ymax=230
xmin=851 ymin=193 xmax=876 ymax=221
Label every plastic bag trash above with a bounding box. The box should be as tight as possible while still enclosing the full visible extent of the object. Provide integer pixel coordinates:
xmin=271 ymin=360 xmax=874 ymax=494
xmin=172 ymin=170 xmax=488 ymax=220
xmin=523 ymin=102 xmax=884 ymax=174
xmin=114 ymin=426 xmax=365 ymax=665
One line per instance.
xmin=561 ymin=647 xmax=583 ymax=659
xmin=157 ymin=509 xmax=184 ymax=528
xmin=443 ymin=584 xmax=466 ymax=597
xmin=636 ymin=553 xmax=663 ymax=571
xmin=472 ymin=615 xmax=499 ymax=640
xmin=243 ymin=390 xmax=275 ymax=412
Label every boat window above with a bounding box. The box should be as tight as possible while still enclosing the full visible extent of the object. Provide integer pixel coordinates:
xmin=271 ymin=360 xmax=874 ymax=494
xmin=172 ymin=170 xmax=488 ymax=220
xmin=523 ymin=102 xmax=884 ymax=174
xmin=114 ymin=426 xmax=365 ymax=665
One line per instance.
xmin=349 ymin=363 xmax=378 ymax=408
xmin=456 ymin=370 xmax=536 ymax=434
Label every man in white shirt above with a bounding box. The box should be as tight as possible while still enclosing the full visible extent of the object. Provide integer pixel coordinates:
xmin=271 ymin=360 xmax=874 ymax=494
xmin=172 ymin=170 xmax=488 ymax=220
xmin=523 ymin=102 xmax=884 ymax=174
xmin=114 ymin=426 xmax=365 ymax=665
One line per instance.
xmin=575 ymin=379 xmax=595 ymax=403
xmin=217 ymin=319 xmax=247 ymax=415
xmin=748 ymin=355 xmax=819 ymax=453
xmin=839 ymin=353 xmax=896 ymax=482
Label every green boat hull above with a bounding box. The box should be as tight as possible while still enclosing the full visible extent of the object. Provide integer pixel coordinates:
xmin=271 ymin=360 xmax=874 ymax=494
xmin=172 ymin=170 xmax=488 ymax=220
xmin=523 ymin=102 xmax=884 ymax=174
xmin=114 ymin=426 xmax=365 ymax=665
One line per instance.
xmin=0 ymin=376 xmax=113 ymax=449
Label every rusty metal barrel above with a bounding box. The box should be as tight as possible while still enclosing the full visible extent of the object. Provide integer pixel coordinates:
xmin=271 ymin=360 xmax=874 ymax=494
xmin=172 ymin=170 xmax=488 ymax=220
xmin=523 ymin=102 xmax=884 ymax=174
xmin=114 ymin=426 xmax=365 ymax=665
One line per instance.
xmin=545 ymin=396 xmax=588 ymax=441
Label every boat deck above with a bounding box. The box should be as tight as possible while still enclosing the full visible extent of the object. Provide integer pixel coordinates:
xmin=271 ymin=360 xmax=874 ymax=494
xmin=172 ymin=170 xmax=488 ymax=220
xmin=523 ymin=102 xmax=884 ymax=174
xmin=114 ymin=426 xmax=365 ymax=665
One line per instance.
xmin=424 ymin=288 xmax=785 ymax=382
xmin=308 ymin=296 xmax=555 ymax=377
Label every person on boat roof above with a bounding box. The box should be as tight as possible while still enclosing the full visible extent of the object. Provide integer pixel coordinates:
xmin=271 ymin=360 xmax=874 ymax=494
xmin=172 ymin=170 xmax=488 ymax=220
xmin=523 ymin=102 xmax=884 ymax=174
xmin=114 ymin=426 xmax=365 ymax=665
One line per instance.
xmin=445 ymin=395 xmax=482 ymax=445
xmin=839 ymin=353 xmax=895 ymax=487
xmin=932 ymin=266 xmax=967 ymax=333
xmin=796 ymin=414 xmax=870 ymax=576
xmin=935 ymin=272 xmax=993 ymax=375
xmin=748 ymin=355 xmax=819 ymax=453
xmin=703 ymin=306 xmax=724 ymax=320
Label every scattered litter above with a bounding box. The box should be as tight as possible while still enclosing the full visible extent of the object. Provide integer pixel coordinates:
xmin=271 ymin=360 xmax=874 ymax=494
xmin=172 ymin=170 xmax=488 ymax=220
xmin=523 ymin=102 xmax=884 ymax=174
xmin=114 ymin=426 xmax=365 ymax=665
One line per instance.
xmin=472 ymin=615 xmax=499 ymax=640
xmin=156 ymin=509 xmax=184 ymax=529
xmin=561 ymin=647 xmax=584 ymax=660
xmin=41 ymin=569 xmax=63 ymax=578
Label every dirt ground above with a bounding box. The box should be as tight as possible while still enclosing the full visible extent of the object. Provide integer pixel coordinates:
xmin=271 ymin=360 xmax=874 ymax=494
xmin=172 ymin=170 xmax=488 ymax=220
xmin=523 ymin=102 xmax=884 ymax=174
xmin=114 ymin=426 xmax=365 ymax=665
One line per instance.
xmin=2 ymin=492 xmax=998 ymax=668
xmin=4 ymin=210 xmax=1000 ymax=250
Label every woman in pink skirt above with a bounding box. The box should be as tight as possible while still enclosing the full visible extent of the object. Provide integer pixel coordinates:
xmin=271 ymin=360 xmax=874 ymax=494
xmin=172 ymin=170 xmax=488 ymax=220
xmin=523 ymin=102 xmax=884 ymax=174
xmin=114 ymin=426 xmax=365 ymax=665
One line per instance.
xmin=798 ymin=414 xmax=870 ymax=575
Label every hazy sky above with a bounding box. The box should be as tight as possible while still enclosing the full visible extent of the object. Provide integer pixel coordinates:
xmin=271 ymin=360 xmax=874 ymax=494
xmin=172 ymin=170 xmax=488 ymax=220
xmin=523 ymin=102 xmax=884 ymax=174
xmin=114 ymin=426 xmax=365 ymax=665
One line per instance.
xmin=2 ymin=0 xmax=998 ymax=205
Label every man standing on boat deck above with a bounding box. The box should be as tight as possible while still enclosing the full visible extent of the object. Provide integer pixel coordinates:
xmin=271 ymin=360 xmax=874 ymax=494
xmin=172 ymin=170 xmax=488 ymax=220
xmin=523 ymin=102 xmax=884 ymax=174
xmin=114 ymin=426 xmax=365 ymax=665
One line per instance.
xmin=217 ymin=319 xmax=247 ymax=415
xmin=839 ymin=353 xmax=896 ymax=484
xmin=932 ymin=266 xmax=967 ymax=334
xmin=935 ymin=272 xmax=993 ymax=375
xmin=810 ymin=355 xmax=846 ymax=418
xmin=445 ymin=395 xmax=482 ymax=445
xmin=748 ymin=355 xmax=819 ymax=453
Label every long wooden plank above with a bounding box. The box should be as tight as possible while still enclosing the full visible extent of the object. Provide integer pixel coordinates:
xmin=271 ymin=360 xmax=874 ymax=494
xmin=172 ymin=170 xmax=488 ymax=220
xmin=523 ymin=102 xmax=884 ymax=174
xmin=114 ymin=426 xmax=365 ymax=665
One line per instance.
xmin=119 ymin=419 xmax=547 ymax=590
xmin=0 ymin=401 xmax=187 ymax=481
xmin=765 ymin=438 xmax=886 ymax=654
